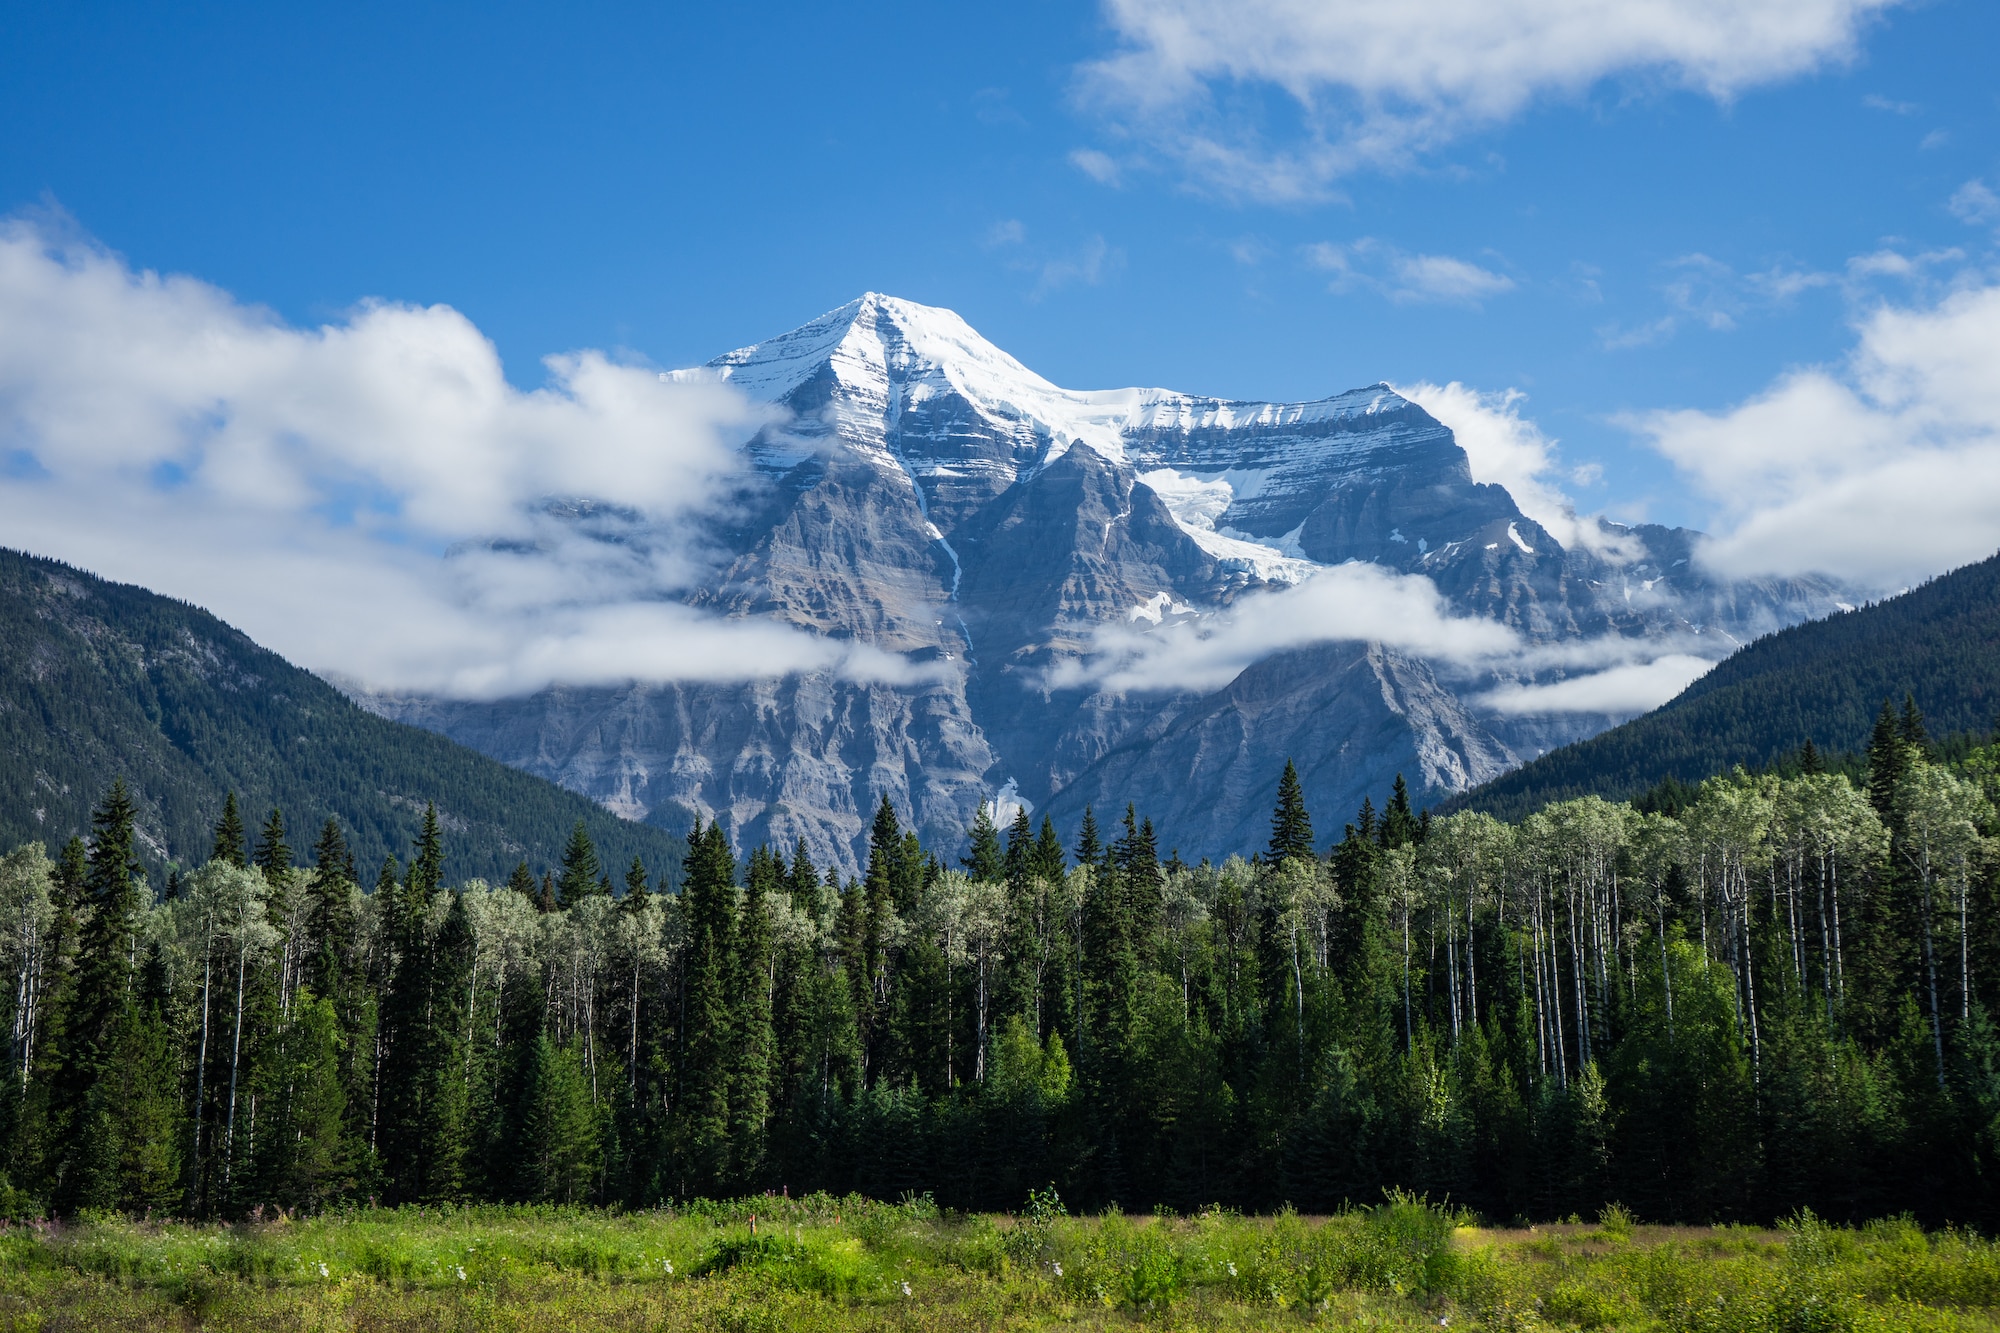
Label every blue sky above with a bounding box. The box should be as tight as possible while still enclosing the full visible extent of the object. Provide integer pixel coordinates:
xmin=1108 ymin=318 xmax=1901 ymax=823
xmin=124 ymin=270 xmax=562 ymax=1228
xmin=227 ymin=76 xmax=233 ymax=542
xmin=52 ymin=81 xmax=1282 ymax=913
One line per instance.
xmin=4 ymin=0 xmax=1993 ymax=533
xmin=1 ymin=0 xmax=1998 ymax=695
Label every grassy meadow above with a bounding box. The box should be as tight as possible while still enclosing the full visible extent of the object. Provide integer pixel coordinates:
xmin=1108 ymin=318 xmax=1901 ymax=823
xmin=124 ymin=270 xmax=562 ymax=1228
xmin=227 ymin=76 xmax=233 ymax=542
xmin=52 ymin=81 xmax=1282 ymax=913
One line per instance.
xmin=1 ymin=1196 xmax=1997 ymax=1332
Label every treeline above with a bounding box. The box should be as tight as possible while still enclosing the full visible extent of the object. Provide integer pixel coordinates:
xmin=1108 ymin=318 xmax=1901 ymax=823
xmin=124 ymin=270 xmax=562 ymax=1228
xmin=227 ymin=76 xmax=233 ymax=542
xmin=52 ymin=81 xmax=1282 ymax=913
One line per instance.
xmin=4 ymin=700 xmax=2000 ymax=1225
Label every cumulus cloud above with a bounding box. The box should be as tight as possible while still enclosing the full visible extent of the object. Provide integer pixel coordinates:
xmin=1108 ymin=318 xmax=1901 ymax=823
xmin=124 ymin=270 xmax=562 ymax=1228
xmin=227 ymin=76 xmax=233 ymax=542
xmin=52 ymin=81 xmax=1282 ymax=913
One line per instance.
xmin=1394 ymin=380 xmax=1636 ymax=559
xmin=1078 ymin=0 xmax=1902 ymax=198
xmin=0 ymin=214 xmax=913 ymax=696
xmin=1628 ymin=280 xmax=2000 ymax=589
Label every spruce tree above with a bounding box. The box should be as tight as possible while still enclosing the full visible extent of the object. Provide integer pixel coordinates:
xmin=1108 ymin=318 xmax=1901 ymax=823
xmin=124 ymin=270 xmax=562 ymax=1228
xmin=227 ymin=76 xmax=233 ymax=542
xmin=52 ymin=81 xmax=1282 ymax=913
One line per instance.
xmin=964 ymin=803 xmax=1004 ymax=882
xmin=213 ymin=792 xmax=247 ymax=868
xmin=1268 ymin=759 xmax=1315 ymax=863
xmin=506 ymin=860 xmax=537 ymax=898
xmin=1075 ymin=805 xmax=1103 ymax=870
xmin=253 ymin=809 xmax=291 ymax=876
xmin=1032 ymin=815 xmax=1066 ymax=884
xmin=1867 ymin=698 xmax=1906 ymax=817
xmin=557 ymin=820 xmax=603 ymax=904
xmin=678 ymin=819 xmax=736 ymax=1190
xmin=1003 ymin=806 xmax=1034 ymax=891
xmin=624 ymin=855 xmax=651 ymax=902
xmin=52 ymin=779 xmax=147 ymax=1212
xmin=311 ymin=817 xmax=353 ymax=884
xmin=1381 ymin=775 xmax=1420 ymax=848
xmin=732 ymin=847 xmax=777 ymax=1183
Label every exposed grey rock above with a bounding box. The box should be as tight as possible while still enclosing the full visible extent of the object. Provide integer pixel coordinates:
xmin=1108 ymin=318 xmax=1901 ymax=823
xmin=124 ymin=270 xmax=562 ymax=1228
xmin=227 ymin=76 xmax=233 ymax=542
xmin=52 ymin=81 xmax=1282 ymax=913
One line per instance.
xmin=355 ymin=294 xmax=1849 ymax=874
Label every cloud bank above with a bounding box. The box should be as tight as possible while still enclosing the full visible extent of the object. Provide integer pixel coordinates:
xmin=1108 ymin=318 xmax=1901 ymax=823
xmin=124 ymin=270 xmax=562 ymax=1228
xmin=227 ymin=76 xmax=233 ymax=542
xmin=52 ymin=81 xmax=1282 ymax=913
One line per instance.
xmin=1078 ymin=0 xmax=1902 ymax=198
xmin=1629 ymin=278 xmax=2000 ymax=590
xmin=0 ymin=215 xmax=914 ymax=696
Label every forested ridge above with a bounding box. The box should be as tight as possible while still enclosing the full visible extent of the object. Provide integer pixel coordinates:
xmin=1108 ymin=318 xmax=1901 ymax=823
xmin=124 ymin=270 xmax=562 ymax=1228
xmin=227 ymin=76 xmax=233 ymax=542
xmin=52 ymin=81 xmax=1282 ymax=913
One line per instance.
xmin=0 ymin=546 xmax=684 ymax=882
xmin=1455 ymin=548 xmax=2000 ymax=821
xmin=5 ymin=697 xmax=2000 ymax=1229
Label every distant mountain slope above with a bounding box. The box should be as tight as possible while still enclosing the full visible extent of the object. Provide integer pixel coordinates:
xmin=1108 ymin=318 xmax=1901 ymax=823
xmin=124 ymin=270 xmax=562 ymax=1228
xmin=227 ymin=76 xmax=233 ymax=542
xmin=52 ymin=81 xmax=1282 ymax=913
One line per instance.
xmin=1451 ymin=551 xmax=2000 ymax=821
xmin=0 ymin=547 xmax=685 ymax=884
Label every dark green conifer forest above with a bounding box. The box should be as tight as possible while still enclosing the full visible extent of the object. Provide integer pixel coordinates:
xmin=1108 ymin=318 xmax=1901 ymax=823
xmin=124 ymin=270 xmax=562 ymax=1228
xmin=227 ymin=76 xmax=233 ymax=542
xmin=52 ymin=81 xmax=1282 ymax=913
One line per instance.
xmin=5 ymin=708 xmax=2000 ymax=1227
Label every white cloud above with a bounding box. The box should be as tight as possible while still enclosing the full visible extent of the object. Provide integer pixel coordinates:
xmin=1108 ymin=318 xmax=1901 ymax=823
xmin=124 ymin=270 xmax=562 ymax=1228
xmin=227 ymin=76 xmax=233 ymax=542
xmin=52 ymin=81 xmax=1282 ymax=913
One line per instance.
xmin=1068 ymin=148 xmax=1123 ymax=185
xmin=1080 ymin=0 xmax=1902 ymax=198
xmin=0 ymin=214 xmax=918 ymax=697
xmin=1628 ymin=281 xmax=2000 ymax=589
xmin=1389 ymin=254 xmax=1516 ymax=304
xmin=1951 ymin=179 xmax=2000 ymax=230
xmin=1395 ymin=380 xmax=1623 ymax=555
xmin=1306 ymin=238 xmax=1515 ymax=306
xmin=1478 ymin=654 xmax=1714 ymax=716
xmin=1047 ymin=560 xmax=1520 ymax=693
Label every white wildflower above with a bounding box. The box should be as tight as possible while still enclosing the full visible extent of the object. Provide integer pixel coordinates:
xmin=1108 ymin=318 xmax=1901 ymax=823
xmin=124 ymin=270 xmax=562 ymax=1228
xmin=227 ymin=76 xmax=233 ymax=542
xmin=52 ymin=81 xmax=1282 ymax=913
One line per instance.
xmin=456 ymin=1266 xmax=466 ymax=1281
xmin=317 ymin=1262 xmax=329 ymax=1278
xmin=1052 ymin=1262 xmax=1062 ymax=1277
xmin=900 ymin=1281 xmax=912 ymax=1298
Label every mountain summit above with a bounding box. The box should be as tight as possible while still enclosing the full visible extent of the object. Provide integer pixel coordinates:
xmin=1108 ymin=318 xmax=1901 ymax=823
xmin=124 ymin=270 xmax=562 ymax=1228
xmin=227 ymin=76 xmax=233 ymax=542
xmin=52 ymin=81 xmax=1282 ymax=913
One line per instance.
xmin=366 ymin=295 xmax=1845 ymax=872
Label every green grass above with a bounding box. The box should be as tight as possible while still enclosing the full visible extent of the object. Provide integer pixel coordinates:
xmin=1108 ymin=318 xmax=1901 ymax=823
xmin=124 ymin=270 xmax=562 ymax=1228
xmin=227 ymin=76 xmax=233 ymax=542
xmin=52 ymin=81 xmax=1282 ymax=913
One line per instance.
xmin=1 ymin=1199 xmax=1996 ymax=1331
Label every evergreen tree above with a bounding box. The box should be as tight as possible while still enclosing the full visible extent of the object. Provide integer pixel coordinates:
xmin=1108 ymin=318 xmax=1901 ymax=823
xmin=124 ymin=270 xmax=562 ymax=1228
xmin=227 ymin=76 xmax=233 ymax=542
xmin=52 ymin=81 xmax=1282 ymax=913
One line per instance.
xmin=1868 ymin=698 xmax=1907 ymax=817
xmin=311 ymin=816 xmax=354 ymax=885
xmin=1075 ymin=805 xmax=1104 ymax=870
xmin=51 ymin=779 xmax=147 ymax=1212
xmin=1381 ymin=775 xmax=1420 ymax=848
xmin=1268 ymin=759 xmax=1315 ymax=863
xmin=732 ymin=847 xmax=777 ymax=1183
xmin=557 ymin=820 xmax=603 ymax=904
xmin=965 ymin=803 xmax=1004 ymax=882
xmin=506 ymin=860 xmax=537 ymax=898
xmin=516 ymin=1034 xmax=600 ymax=1203
xmin=678 ymin=819 xmax=736 ymax=1191
xmin=213 ymin=792 xmax=247 ymax=868
xmin=1032 ymin=815 xmax=1066 ymax=884
xmin=624 ymin=855 xmax=651 ymax=902
xmin=253 ymin=808 xmax=291 ymax=876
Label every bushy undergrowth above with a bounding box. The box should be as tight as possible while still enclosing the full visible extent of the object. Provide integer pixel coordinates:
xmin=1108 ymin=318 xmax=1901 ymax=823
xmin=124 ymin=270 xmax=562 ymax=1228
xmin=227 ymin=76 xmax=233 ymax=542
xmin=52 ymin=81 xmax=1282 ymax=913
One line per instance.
xmin=0 ymin=1199 xmax=1996 ymax=1331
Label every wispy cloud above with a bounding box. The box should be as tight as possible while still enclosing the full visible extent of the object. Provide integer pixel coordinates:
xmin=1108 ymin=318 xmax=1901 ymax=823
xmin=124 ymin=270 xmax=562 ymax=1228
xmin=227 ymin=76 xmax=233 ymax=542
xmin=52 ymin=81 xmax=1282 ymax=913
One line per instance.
xmin=1067 ymin=148 xmax=1123 ymax=186
xmin=1306 ymin=238 xmax=1515 ymax=307
xmin=1077 ymin=0 xmax=1905 ymax=199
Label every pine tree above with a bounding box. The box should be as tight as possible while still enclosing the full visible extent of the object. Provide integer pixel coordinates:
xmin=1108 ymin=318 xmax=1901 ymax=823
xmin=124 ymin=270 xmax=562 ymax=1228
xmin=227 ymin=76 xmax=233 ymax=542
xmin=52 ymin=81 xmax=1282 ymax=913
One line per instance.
xmin=213 ymin=792 xmax=247 ymax=868
xmin=1867 ymin=698 xmax=1907 ymax=817
xmin=965 ymin=803 xmax=1005 ymax=882
xmin=732 ymin=847 xmax=777 ymax=1184
xmin=1381 ymin=775 xmax=1420 ymax=848
xmin=311 ymin=817 xmax=353 ymax=885
xmin=51 ymin=779 xmax=147 ymax=1212
xmin=1075 ymin=805 xmax=1104 ymax=870
xmin=254 ymin=809 xmax=291 ymax=876
xmin=557 ymin=821 xmax=603 ymax=904
xmin=506 ymin=860 xmax=537 ymax=898
xmin=624 ymin=855 xmax=651 ymax=902
xmin=1032 ymin=815 xmax=1066 ymax=885
xmin=1268 ymin=759 xmax=1315 ymax=863
xmin=516 ymin=1034 xmax=600 ymax=1204
xmin=678 ymin=820 xmax=736 ymax=1191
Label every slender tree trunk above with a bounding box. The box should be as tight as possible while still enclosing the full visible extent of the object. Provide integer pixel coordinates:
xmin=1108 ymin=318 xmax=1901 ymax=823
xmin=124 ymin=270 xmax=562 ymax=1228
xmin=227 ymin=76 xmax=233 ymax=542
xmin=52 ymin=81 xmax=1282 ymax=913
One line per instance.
xmin=223 ymin=938 xmax=249 ymax=1199
xmin=190 ymin=940 xmax=214 ymax=1212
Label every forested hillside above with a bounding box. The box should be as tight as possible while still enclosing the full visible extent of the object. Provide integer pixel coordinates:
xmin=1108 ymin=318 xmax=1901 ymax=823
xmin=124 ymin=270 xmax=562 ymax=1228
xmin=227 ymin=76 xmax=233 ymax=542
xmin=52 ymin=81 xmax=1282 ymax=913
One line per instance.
xmin=0 ymin=547 xmax=683 ymax=884
xmin=6 ymin=711 xmax=1998 ymax=1227
xmin=1457 ymin=549 xmax=2000 ymax=821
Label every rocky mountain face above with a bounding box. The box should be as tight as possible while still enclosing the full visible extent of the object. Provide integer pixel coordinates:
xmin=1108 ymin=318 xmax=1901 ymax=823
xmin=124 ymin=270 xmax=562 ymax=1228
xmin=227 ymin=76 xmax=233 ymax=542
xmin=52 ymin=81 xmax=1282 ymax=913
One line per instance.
xmin=358 ymin=294 xmax=1846 ymax=874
